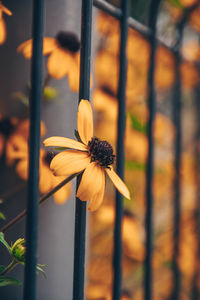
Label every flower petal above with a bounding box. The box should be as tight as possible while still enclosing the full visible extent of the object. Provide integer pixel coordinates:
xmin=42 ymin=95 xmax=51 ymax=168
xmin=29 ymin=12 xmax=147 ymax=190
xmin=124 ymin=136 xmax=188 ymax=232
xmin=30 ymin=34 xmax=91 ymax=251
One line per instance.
xmin=43 ymin=136 xmax=87 ymax=151
xmin=67 ymin=56 xmax=80 ymax=92
xmin=6 ymin=135 xmax=28 ymax=165
xmin=50 ymin=150 xmax=90 ymax=176
xmin=43 ymin=37 xmax=57 ymax=55
xmin=0 ymin=18 xmax=6 ymax=45
xmin=87 ymin=172 xmax=105 ymax=211
xmin=53 ymin=176 xmax=72 ymax=205
xmin=18 ymin=37 xmax=57 ymax=59
xmin=47 ymin=48 xmax=72 ymax=79
xmin=77 ymin=99 xmax=93 ymax=145
xmin=16 ymin=159 xmax=28 ymax=180
xmin=77 ymin=162 xmax=105 ymax=210
xmin=17 ymin=39 xmax=33 ymax=59
xmin=105 ymin=167 xmax=130 ymax=200
xmin=1 ymin=4 xmax=12 ymax=16
xmin=39 ymin=163 xmax=53 ymax=194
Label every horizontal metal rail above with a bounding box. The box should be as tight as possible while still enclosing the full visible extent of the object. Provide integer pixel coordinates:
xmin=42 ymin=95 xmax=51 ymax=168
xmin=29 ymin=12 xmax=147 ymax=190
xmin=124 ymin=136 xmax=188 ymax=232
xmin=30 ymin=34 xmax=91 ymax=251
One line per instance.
xmin=93 ymin=0 xmax=178 ymax=54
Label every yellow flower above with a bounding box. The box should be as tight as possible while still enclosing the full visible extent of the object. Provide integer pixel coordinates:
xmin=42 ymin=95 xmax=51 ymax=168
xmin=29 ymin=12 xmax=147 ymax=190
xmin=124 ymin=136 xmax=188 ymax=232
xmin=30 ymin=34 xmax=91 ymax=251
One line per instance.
xmin=5 ymin=119 xmax=71 ymax=204
xmin=44 ymin=99 xmax=130 ymax=211
xmin=15 ymin=149 xmax=72 ymax=205
xmin=6 ymin=119 xmax=46 ymax=165
xmin=17 ymin=31 xmax=80 ymax=92
xmin=0 ymin=115 xmax=17 ymax=157
xmin=0 ymin=2 xmax=12 ymax=45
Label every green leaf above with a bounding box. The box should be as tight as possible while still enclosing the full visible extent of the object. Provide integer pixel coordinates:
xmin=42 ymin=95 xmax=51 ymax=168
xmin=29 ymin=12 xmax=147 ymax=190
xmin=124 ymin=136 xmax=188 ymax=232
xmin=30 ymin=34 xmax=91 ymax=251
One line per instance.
xmin=0 ymin=276 xmax=21 ymax=287
xmin=36 ymin=264 xmax=47 ymax=278
xmin=129 ymin=113 xmax=147 ymax=134
xmin=167 ymin=0 xmax=184 ymax=9
xmin=125 ymin=160 xmax=146 ymax=171
xmin=164 ymin=261 xmax=172 ymax=268
xmin=0 ymin=232 xmax=11 ymax=253
xmin=54 ymin=147 xmax=72 ymax=151
xmin=0 ymin=266 xmax=5 ymax=274
xmin=12 ymin=92 xmax=29 ymax=106
xmin=0 ymin=212 xmax=5 ymax=220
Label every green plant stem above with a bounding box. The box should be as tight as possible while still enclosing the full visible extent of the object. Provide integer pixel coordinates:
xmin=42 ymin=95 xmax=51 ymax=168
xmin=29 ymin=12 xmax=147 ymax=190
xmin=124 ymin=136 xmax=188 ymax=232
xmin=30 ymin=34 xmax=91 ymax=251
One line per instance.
xmin=43 ymin=74 xmax=51 ymax=88
xmin=0 ymin=183 xmax=26 ymax=202
xmin=0 ymin=173 xmax=78 ymax=233
xmin=0 ymin=260 xmax=18 ymax=276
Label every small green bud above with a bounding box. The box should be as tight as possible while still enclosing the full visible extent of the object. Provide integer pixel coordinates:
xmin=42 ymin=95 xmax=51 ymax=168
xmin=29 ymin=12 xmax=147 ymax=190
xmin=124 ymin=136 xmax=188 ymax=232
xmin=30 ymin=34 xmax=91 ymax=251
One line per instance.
xmin=11 ymin=239 xmax=26 ymax=263
xmin=43 ymin=86 xmax=58 ymax=100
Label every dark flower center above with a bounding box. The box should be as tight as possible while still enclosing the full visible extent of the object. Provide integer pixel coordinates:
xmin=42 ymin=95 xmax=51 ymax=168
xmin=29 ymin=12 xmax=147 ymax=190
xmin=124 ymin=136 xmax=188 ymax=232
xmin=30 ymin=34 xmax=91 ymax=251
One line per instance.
xmin=0 ymin=118 xmax=15 ymax=137
xmin=44 ymin=151 xmax=55 ymax=166
xmin=56 ymin=31 xmax=80 ymax=53
xmin=123 ymin=209 xmax=134 ymax=218
xmin=88 ymin=137 xmax=115 ymax=168
xmin=101 ymin=85 xmax=116 ymax=98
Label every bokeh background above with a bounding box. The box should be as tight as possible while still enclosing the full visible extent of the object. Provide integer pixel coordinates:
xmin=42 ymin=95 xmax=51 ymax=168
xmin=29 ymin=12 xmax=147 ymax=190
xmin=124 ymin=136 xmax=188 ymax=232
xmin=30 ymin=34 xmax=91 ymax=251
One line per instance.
xmin=0 ymin=0 xmax=200 ymax=299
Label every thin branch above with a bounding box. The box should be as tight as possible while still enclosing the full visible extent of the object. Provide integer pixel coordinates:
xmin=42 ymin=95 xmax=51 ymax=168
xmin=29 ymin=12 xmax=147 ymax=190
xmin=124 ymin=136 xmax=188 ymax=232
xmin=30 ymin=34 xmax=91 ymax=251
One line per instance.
xmin=0 ymin=173 xmax=78 ymax=233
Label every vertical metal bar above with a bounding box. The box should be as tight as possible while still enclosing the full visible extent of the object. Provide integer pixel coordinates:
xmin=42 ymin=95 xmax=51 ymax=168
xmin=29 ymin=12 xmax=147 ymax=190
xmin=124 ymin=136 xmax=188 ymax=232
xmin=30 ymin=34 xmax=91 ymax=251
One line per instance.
xmin=170 ymin=11 xmax=190 ymax=299
xmin=73 ymin=0 xmax=92 ymax=299
xmin=171 ymin=48 xmax=182 ymax=300
xmin=144 ymin=1 xmax=161 ymax=300
xmin=191 ymin=65 xmax=200 ymax=300
xmin=23 ymin=0 xmax=44 ymax=299
xmin=112 ymin=1 xmax=130 ymax=300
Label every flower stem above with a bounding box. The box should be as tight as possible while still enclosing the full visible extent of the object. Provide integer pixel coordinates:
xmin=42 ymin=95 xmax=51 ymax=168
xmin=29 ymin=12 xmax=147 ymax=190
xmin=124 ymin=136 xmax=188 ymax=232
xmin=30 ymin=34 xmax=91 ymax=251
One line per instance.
xmin=0 ymin=183 xmax=26 ymax=202
xmin=0 ymin=260 xmax=18 ymax=276
xmin=43 ymin=74 xmax=51 ymax=88
xmin=0 ymin=173 xmax=79 ymax=233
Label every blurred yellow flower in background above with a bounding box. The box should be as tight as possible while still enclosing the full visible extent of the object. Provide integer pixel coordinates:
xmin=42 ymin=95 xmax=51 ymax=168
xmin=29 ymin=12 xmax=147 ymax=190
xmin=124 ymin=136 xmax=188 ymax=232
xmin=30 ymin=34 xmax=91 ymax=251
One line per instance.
xmin=44 ymin=99 xmax=130 ymax=211
xmin=5 ymin=119 xmax=71 ymax=204
xmin=6 ymin=119 xmax=46 ymax=165
xmin=0 ymin=2 xmax=12 ymax=45
xmin=189 ymin=3 xmax=200 ymax=31
xmin=15 ymin=149 xmax=72 ymax=205
xmin=0 ymin=114 xmax=18 ymax=157
xmin=17 ymin=31 xmax=81 ymax=92
xmin=180 ymin=62 xmax=199 ymax=88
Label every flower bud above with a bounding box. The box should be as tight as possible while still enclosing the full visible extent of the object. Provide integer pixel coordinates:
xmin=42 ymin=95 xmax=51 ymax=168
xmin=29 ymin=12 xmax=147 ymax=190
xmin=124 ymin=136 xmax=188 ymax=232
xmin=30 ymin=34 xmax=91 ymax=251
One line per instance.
xmin=11 ymin=238 xmax=26 ymax=263
xmin=43 ymin=86 xmax=58 ymax=101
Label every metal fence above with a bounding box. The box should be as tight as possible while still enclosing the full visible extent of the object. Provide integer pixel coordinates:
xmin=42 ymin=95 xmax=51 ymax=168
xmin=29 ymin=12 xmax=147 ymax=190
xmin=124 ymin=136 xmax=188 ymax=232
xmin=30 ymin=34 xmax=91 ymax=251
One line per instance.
xmin=1 ymin=0 xmax=200 ymax=299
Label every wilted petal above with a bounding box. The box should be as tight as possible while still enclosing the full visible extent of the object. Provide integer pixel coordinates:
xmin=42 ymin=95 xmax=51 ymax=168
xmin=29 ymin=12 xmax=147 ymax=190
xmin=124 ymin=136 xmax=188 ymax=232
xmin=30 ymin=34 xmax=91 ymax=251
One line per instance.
xmin=105 ymin=166 xmax=130 ymax=200
xmin=44 ymin=136 xmax=87 ymax=151
xmin=47 ymin=48 xmax=72 ymax=79
xmin=77 ymin=162 xmax=105 ymax=209
xmin=77 ymin=100 xmax=93 ymax=145
xmin=50 ymin=150 xmax=90 ymax=176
